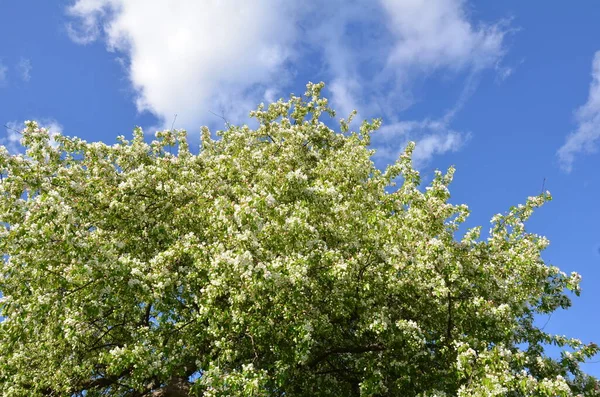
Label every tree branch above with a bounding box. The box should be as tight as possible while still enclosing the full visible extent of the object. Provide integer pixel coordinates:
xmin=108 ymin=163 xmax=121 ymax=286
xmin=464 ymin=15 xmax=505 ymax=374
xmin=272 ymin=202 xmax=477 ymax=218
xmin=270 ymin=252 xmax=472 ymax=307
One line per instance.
xmin=307 ymin=344 xmax=386 ymax=369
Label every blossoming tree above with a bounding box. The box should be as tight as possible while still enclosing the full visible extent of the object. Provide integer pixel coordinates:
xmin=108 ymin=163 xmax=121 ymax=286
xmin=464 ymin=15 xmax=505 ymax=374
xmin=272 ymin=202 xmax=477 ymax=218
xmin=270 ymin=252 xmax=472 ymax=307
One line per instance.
xmin=0 ymin=83 xmax=597 ymax=396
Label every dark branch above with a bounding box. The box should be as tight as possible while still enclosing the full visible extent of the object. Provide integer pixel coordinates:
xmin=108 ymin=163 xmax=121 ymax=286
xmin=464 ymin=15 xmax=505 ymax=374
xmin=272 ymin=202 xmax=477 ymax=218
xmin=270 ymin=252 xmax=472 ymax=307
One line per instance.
xmin=307 ymin=344 xmax=386 ymax=369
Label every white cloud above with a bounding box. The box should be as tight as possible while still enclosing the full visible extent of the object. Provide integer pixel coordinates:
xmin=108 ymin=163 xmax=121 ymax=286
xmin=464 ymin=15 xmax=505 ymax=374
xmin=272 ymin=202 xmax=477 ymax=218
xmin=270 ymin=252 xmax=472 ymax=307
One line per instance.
xmin=2 ymin=120 xmax=63 ymax=153
xmin=65 ymin=0 xmax=110 ymax=44
xmin=558 ymin=51 xmax=600 ymax=173
xmin=381 ymin=0 xmax=505 ymax=74
xmin=374 ymin=118 xmax=468 ymax=168
xmin=329 ymin=78 xmax=363 ymax=120
xmin=263 ymin=88 xmax=278 ymax=105
xmin=66 ymin=0 xmax=300 ymax=131
xmin=17 ymin=58 xmax=32 ymax=82
xmin=412 ymin=131 xmax=466 ymax=166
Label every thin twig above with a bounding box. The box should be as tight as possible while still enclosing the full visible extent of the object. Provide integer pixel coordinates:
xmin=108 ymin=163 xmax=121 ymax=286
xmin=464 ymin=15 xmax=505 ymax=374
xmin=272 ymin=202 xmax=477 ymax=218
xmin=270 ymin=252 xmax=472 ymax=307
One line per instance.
xmin=540 ymin=313 xmax=552 ymax=331
xmin=170 ymin=114 xmax=178 ymax=132
xmin=166 ymin=114 xmax=178 ymax=155
xmin=208 ymin=110 xmax=232 ymax=129
xmin=3 ymin=124 xmax=22 ymax=135
xmin=540 ymin=177 xmax=546 ymax=195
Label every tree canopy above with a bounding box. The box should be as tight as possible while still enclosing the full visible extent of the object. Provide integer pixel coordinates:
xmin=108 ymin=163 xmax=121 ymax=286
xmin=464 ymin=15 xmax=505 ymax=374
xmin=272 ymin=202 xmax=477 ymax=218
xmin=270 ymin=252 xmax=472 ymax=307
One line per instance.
xmin=0 ymin=83 xmax=598 ymax=396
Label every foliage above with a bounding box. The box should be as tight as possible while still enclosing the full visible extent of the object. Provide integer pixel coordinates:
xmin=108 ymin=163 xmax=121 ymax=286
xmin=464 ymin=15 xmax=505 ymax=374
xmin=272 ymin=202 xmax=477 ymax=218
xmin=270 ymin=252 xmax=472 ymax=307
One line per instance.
xmin=0 ymin=83 xmax=597 ymax=396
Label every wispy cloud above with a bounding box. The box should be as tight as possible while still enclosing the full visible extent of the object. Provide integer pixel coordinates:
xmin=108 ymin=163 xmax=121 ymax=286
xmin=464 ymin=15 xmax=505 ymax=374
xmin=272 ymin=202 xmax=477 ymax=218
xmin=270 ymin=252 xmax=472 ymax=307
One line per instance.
xmin=307 ymin=0 xmax=508 ymax=115
xmin=2 ymin=119 xmax=63 ymax=153
xmin=303 ymin=0 xmax=507 ymax=164
xmin=370 ymin=69 xmax=478 ymax=167
xmin=374 ymin=117 xmax=469 ymax=168
xmin=17 ymin=58 xmax=32 ymax=82
xmin=557 ymin=51 xmax=600 ymax=173
xmin=65 ymin=0 xmax=109 ymax=45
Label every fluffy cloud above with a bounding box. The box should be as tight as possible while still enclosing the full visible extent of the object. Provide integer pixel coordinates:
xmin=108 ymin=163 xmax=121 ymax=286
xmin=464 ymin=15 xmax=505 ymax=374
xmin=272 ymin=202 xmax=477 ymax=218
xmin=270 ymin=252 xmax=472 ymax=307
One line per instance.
xmin=557 ymin=51 xmax=600 ymax=172
xmin=66 ymin=0 xmax=507 ymax=163
xmin=381 ymin=0 xmax=505 ymax=74
xmin=66 ymin=0 xmax=300 ymax=130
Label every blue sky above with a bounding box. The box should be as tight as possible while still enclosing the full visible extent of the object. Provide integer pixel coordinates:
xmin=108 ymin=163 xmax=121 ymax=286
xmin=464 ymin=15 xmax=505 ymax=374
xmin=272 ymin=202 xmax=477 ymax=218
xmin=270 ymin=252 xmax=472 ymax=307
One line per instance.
xmin=1 ymin=0 xmax=600 ymax=375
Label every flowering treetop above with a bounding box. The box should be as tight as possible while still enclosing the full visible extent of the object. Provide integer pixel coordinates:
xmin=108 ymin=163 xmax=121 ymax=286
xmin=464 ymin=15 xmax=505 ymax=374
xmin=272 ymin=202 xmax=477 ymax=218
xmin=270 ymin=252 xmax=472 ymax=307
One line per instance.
xmin=0 ymin=83 xmax=597 ymax=396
